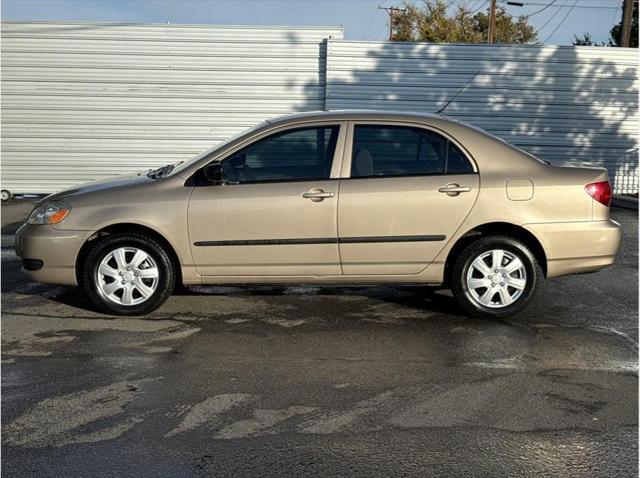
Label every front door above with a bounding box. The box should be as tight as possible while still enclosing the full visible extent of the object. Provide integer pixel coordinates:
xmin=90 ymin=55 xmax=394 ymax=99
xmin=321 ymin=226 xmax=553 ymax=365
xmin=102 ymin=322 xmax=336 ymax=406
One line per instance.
xmin=188 ymin=124 xmax=344 ymax=277
xmin=338 ymin=123 xmax=479 ymax=275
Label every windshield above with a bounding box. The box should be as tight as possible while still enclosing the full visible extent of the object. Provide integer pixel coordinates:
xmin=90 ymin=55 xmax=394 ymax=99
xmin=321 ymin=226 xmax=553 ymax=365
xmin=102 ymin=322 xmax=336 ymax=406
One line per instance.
xmin=166 ymin=121 xmax=269 ymax=177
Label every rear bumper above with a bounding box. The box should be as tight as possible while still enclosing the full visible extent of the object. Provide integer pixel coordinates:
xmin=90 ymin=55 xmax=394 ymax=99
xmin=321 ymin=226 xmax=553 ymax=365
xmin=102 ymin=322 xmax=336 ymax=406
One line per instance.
xmin=15 ymin=224 xmax=92 ymax=285
xmin=524 ymin=219 xmax=622 ymax=278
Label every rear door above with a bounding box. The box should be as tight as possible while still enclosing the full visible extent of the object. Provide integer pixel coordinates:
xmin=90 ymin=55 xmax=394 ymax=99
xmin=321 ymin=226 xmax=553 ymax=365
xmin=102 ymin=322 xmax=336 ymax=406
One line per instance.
xmin=188 ymin=122 xmax=346 ymax=276
xmin=338 ymin=122 xmax=479 ymax=275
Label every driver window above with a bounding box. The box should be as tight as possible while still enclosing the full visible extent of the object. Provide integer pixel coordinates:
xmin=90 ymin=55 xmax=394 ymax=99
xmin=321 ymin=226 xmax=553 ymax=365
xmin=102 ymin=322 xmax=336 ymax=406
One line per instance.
xmin=351 ymin=125 xmax=473 ymax=178
xmin=221 ymin=125 xmax=339 ymax=183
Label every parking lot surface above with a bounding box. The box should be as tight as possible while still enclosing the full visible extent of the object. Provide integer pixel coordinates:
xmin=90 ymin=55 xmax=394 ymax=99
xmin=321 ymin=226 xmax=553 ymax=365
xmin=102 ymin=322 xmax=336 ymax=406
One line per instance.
xmin=1 ymin=201 xmax=638 ymax=477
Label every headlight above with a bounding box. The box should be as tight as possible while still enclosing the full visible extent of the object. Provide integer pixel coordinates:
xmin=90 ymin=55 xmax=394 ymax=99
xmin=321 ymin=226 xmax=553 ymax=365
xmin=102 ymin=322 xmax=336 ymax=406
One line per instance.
xmin=27 ymin=201 xmax=72 ymax=225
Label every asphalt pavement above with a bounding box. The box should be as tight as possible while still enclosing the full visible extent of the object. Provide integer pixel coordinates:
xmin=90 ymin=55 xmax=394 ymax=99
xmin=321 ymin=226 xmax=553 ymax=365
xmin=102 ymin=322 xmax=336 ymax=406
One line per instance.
xmin=1 ymin=200 xmax=638 ymax=477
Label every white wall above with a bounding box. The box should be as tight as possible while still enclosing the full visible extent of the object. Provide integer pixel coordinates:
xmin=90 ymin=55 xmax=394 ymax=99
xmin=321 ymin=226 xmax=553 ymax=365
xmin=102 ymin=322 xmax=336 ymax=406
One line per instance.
xmin=1 ymin=22 xmax=342 ymax=194
xmin=326 ymin=41 xmax=638 ymax=194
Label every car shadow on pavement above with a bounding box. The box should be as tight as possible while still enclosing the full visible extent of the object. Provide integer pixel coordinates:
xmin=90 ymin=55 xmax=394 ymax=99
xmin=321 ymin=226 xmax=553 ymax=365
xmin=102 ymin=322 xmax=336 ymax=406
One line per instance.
xmin=176 ymin=283 xmax=462 ymax=312
xmin=38 ymin=283 xmax=469 ymax=320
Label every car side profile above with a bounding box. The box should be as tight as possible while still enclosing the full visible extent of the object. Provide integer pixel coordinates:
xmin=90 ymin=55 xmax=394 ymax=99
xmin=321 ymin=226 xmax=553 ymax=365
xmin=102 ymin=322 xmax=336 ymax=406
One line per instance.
xmin=15 ymin=111 xmax=621 ymax=318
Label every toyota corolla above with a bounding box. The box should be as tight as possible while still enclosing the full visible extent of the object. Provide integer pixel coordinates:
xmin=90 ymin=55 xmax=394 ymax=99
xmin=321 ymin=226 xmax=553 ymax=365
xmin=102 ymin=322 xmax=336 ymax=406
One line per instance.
xmin=15 ymin=111 xmax=621 ymax=318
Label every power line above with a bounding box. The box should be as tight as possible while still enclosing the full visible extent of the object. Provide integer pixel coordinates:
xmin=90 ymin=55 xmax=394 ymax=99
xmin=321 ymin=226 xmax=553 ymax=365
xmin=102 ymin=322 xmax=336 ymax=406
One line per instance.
xmin=609 ymin=0 xmax=623 ymax=31
xmin=374 ymin=14 xmax=390 ymax=39
xmin=536 ymin=0 xmax=568 ymax=32
xmin=494 ymin=1 xmax=560 ymax=21
xmin=470 ymin=0 xmax=489 ymax=13
xmin=515 ymin=1 xmax=623 ymax=9
xmin=544 ymin=0 xmax=578 ymax=42
xmin=362 ymin=6 xmax=380 ymax=38
xmin=466 ymin=0 xmax=484 ymax=10
xmin=519 ymin=0 xmax=559 ymax=17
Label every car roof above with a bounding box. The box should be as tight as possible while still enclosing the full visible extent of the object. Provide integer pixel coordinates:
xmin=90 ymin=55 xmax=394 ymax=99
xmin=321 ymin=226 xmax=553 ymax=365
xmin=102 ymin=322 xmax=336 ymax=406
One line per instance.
xmin=264 ymin=109 xmax=453 ymax=126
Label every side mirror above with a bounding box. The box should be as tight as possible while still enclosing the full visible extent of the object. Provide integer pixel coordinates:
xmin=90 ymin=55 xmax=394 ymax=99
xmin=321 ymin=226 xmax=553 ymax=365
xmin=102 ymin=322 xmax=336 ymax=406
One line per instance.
xmin=202 ymin=162 xmax=223 ymax=184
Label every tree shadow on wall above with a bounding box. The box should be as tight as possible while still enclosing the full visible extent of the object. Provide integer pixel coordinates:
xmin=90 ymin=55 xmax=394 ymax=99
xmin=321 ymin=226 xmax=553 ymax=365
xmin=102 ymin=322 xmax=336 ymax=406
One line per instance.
xmin=316 ymin=40 xmax=638 ymax=194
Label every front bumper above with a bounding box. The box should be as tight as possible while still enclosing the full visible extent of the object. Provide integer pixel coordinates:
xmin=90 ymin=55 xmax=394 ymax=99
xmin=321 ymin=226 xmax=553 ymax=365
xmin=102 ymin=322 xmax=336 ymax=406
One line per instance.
xmin=524 ymin=219 xmax=622 ymax=278
xmin=15 ymin=224 xmax=93 ymax=285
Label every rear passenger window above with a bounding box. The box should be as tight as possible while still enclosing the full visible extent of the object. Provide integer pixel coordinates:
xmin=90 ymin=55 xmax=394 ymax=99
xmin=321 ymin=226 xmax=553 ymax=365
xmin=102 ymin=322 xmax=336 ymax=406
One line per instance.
xmin=351 ymin=125 xmax=473 ymax=178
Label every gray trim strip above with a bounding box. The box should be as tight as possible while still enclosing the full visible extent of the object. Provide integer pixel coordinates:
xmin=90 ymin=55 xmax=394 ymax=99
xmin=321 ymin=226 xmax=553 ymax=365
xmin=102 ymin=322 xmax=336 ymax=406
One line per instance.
xmin=194 ymin=238 xmax=336 ymax=246
xmin=339 ymin=235 xmax=446 ymax=243
xmin=193 ymin=235 xmax=445 ymax=247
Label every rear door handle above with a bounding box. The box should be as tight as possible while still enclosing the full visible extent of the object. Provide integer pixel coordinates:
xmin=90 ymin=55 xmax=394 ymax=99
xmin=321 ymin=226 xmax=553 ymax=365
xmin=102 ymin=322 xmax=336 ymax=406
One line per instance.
xmin=438 ymin=183 xmax=471 ymax=196
xmin=302 ymin=188 xmax=335 ymax=202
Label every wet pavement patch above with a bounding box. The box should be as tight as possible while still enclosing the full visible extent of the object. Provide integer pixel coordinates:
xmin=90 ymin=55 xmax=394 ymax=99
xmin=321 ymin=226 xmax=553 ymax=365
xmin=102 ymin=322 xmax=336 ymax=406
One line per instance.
xmin=1 ymin=208 xmax=638 ymax=476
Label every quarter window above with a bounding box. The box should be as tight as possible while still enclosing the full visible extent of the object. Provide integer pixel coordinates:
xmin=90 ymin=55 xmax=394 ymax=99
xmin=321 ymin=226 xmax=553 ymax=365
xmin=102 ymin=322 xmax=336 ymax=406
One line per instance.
xmin=221 ymin=126 xmax=339 ymax=183
xmin=351 ymin=125 xmax=473 ymax=178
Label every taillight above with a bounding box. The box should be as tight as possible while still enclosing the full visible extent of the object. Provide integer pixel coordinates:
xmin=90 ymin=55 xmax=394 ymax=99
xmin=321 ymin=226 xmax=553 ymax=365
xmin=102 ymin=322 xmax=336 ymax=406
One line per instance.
xmin=585 ymin=181 xmax=612 ymax=207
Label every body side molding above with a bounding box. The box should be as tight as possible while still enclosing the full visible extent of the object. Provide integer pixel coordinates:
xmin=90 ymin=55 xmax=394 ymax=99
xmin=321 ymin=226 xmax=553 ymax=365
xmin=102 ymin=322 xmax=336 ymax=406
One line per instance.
xmin=194 ymin=235 xmax=446 ymax=247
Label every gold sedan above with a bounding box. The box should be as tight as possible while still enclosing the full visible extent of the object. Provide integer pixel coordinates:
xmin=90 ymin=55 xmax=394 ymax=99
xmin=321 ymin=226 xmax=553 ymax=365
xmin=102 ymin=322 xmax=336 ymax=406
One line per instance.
xmin=16 ymin=111 xmax=621 ymax=318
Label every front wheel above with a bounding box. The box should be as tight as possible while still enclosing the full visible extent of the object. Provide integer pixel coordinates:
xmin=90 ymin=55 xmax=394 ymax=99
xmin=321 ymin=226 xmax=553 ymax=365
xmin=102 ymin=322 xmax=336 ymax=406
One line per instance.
xmin=82 ymin=232 xmax=176 ymax=316
xmin=451 ymin=236 xmax=543 ymax=319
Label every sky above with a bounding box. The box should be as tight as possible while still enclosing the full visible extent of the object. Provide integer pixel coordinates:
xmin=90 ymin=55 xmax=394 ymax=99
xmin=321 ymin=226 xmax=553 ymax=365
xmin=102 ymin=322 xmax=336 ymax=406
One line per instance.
xmin=1 ymin=0 xmax=625 ymax=45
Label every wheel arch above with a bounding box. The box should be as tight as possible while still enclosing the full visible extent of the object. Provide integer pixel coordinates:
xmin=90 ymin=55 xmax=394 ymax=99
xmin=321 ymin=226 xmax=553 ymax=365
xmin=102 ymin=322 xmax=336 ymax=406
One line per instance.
xmin=443 ymin=222 xmax=547 ymax=286
xmin=75 ymin=222 xmax=182 ymax=287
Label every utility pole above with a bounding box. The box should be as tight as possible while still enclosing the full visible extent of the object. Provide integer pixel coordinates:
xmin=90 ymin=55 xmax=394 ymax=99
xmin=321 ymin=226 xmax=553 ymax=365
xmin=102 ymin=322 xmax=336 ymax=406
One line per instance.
xmin=487 ymin=0 xmax=497 ymax=44
xmin=621 ymin=0 xmax=634 ymax=47
xmin=379 ymin=5 xmax=406 ymax=41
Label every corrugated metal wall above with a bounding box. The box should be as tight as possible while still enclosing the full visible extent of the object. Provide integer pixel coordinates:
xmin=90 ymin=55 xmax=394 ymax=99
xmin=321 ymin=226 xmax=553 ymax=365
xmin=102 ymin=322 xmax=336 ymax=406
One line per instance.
xmin=325 ymin=41 xmax=639 ymax=194
xmin=1 ymin=22 xmax=342 ymax=194
xmin=2 ymin=24 xmax=638 ymax=195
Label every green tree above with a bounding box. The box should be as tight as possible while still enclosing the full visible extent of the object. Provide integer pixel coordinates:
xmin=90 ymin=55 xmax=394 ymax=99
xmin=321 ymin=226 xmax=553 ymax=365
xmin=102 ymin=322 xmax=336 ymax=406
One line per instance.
xmin=609 ymin=2 xmax=638 ymax=47
xmin=572 ymin=33 xmax=605 ymax=46
xmin=391 ymin=0 xmax=537 ymax=44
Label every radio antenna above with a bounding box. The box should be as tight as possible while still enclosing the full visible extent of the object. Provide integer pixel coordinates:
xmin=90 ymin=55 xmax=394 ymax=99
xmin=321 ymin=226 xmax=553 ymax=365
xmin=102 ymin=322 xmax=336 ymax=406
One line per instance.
xmin=435 ymin=70 xmax=481 ymax=115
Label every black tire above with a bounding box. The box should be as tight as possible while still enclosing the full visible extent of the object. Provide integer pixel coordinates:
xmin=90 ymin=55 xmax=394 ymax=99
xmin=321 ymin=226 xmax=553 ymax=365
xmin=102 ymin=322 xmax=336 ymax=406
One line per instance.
xmin=82 ymin=232 xmax=176 ymax=316
xmin=451 ymin=235 xmax=544 ymax=319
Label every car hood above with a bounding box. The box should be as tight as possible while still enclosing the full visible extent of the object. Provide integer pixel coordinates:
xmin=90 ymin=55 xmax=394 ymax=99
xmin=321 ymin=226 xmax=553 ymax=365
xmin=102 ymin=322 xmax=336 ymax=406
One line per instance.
xmin=39 ymin=172 xmax=154 ymax=205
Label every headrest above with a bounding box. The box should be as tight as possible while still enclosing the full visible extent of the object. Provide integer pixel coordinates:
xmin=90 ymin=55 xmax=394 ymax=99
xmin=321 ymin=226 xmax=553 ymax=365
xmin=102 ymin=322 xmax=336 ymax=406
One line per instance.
xmin=353 ymin=149 xmax=373 ymax=177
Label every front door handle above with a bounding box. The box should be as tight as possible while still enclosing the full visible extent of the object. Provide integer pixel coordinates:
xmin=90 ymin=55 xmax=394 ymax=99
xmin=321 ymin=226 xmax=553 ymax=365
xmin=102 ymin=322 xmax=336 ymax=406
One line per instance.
xmin=438 ymin=183 xmax=471 ymax=196
xmin=302 ymin=188 xmax=335 ymax=202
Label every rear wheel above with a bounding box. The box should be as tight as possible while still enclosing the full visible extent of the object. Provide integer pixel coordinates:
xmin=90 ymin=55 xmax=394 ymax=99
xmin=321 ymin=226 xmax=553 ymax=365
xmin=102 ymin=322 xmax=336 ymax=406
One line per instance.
xmin=451 ymin=236 xmax=543 ymax=319
xmin=82 ymin=232 xmax=176 ymax=315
